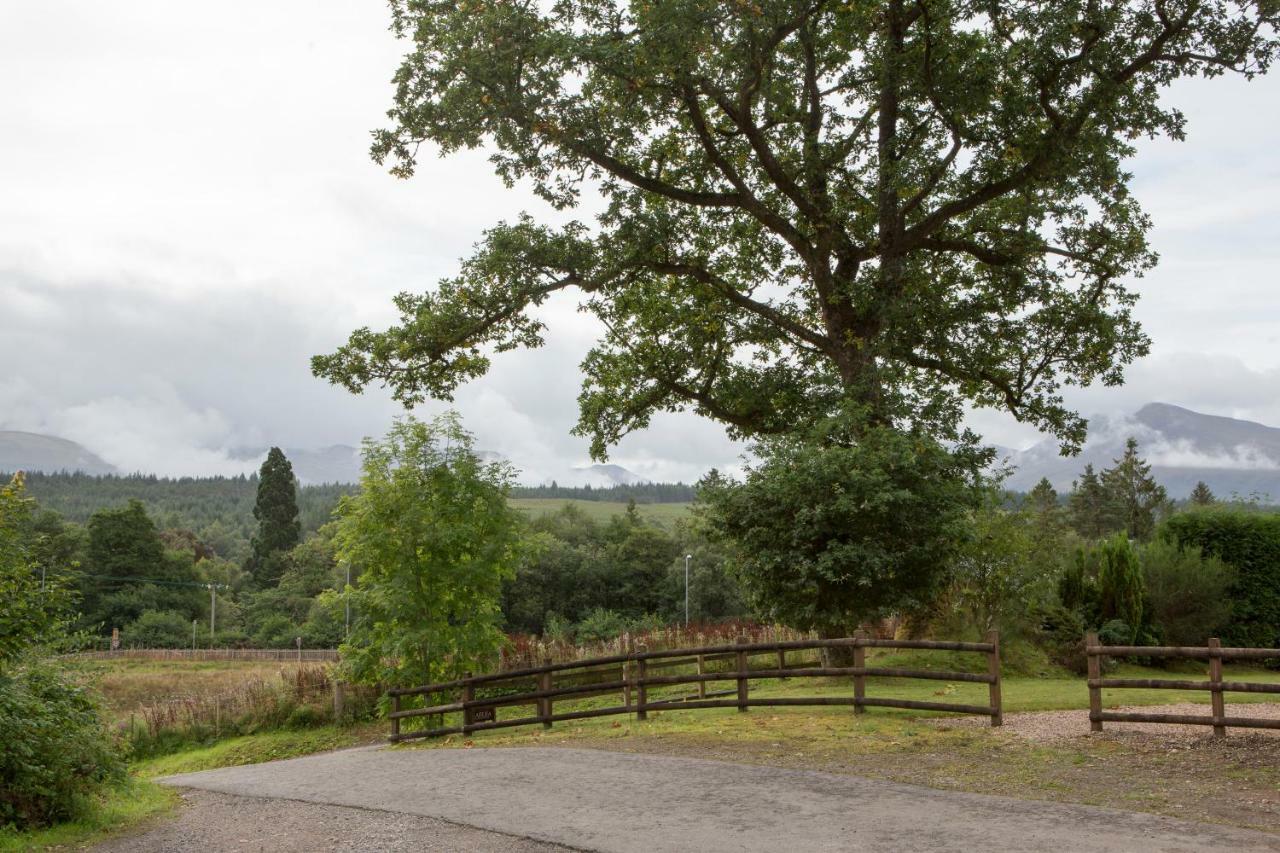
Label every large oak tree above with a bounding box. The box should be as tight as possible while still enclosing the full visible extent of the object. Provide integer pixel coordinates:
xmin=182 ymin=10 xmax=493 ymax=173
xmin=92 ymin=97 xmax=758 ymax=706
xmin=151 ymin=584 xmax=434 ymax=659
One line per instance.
xmin=315 ymin=0 xmax=1276 ymax=456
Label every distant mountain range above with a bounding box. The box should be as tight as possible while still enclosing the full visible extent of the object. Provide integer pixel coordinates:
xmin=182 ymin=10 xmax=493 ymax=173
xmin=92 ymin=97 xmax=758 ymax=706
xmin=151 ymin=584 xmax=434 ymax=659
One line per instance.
xmin=999 ymin=403 xmax=1280 ymax=500
xmin=0 ymin=431 xmax=648 ymax=488
xmin=6 ymin=402 xmax=1277 ymax=499
xmin=0 ymin=431 xmax=116 ymax=476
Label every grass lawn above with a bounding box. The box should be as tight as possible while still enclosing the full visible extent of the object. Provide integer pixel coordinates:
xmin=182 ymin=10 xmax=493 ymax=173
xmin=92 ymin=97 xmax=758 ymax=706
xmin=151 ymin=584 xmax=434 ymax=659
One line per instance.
xmin=508 ymin=497 xmax=691 ymax=526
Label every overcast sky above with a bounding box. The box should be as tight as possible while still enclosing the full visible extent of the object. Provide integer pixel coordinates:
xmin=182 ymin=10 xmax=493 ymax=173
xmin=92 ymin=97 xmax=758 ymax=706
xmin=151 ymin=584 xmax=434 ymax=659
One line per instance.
xmin=2 ymin=2 xmax=1277 ymax=482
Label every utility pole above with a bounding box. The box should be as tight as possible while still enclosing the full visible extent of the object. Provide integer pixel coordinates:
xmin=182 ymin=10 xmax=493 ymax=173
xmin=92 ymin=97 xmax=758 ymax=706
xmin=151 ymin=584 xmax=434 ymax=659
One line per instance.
xmin=192 ymin=619 xmax=197 ymax=652
xmin=684 ymin=554 xmax=692 ymax=628
xmin=208 ymin=584 xmax=216 ymax=646
xmin=344 ymin=561 xmax=351 ymax=638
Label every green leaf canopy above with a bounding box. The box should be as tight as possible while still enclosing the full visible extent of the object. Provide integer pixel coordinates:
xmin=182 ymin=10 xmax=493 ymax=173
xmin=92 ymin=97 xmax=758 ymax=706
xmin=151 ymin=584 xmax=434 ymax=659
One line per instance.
xmin=315 ymin=0 xmax=1277 ymax=455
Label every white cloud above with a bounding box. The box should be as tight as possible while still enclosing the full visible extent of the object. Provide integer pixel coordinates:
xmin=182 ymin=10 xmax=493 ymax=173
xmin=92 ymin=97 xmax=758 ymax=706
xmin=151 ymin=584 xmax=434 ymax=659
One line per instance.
xmin=0 ymin=3 xmax=1277 ymax=480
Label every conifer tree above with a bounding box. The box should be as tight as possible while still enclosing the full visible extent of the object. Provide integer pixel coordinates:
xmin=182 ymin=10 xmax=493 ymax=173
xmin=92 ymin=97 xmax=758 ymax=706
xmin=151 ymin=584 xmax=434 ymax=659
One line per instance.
xmin=1025 ymin=477 xmax=1065 ymax=558
xmin=1101 ymin=438 xmax=1167 ymax=541
xmin=248 ymin=448 xmax=301 ymax=587
xmin=1068 ymin=465 xmax=1113 ymax=541
xmin=1189 ymin=481 xmax=1216 ymax=506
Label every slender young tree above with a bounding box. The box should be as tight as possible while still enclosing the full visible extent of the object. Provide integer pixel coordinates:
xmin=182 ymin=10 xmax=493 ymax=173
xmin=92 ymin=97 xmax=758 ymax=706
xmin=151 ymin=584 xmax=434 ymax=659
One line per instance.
xmin=1101 ymin=437 xmax=1167 ymax=541
xmin=248 ymin=448 xmax=301 ymax=587
xmin=314 ymin=0 xmax=1277 ymax=460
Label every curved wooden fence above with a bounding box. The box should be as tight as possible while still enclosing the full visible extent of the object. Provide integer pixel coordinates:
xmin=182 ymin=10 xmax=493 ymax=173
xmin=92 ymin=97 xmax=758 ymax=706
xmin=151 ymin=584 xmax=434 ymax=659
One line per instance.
xmin=388 ymin=632 xmax=1002 ymax=742
xmin=1086 ymin=632 xmax=1280 ymax=736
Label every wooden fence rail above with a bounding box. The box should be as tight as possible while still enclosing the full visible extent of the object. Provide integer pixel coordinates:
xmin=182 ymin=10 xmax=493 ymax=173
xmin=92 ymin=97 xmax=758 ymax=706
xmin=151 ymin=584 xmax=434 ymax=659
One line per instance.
xmin=387 ymin=631 xmax=1002 ymax=742
xmin=1086 ymin=632 xmax=1280 ymax=737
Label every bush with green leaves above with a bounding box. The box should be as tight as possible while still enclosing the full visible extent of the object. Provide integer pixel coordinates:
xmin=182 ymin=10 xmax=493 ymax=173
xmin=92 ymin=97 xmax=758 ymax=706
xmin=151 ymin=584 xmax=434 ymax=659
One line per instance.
xmin=1139 ymin=538 xmax=1234 ymax=646
xmin=1096 ymin=534 xmax=1144 ymax=643
xmin=122 ymin=609 xmax=194 ymax=649
xmin=0 ymin=660 xmax=123 ymax=829
xmin=1162 ymin=509 xmax=1280 ymax=649
xmin=698 ymin=416 xmax=982 ymax=640
xmin=1 ymin=474 xmax=123 ymax=830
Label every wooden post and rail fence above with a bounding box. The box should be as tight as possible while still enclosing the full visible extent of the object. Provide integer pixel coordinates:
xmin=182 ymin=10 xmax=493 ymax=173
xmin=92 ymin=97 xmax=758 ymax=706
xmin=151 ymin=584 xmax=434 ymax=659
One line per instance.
xmin=386 ymin=631 xmax=1002 ymax=742
xmin=1086 ymin=632 xmax=1280 ymax=737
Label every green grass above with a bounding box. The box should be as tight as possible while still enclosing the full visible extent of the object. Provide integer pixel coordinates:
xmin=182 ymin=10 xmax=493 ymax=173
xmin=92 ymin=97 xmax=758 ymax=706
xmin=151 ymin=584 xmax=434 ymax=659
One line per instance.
xmin=0 ymin=779 xmax=177 ymax=852
xmin=132 ymin=722 xmax=385 ymax=778
xmin=508 ymin=498 xmax=691 ymax=525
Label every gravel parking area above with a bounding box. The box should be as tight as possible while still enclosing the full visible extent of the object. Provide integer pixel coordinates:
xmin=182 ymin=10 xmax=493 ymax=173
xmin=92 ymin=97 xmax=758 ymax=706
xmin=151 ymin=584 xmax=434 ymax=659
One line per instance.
xmin=92 ymin=789 xmax=570 ymax=852
xmin=947 ymin=702 xmax=1280 ymax=742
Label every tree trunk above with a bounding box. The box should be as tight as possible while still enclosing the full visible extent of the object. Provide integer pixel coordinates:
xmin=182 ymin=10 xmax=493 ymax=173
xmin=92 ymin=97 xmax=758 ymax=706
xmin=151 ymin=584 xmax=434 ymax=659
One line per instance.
xmin=817 ymin=624 xmax=858 ymax=667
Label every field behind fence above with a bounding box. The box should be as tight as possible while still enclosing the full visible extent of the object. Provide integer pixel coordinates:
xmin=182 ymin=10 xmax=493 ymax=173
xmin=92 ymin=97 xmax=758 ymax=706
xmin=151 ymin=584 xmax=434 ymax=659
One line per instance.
xmin=391 ymin=631 xmax=1001 ymax=741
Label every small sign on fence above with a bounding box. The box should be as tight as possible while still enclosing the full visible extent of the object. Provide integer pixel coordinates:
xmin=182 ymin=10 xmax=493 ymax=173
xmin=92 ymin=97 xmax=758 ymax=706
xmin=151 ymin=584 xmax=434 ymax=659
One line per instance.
xmin=469 ymin=707 xmax=495 ymax=724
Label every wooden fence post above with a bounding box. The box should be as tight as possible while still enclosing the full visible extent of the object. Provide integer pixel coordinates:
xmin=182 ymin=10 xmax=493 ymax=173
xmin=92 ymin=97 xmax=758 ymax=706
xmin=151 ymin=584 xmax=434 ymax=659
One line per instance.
xmin=853 ymin=630 xmax=866 ymax=715
xmin=390 ymin=692 xmax=400 ymax=740
xmin=986 ymin=629 xmax=1002 ymax=727
xmin=540 ymin=657 xmax=553 ymax=729
xmin=1208 ymin=637 xmax=1225 ymax=738
xmin=697 ymin=654 xmax=706 ymax=700
xmin=636 ymin=657 xmax=648 ymax=721
xmin=622 ymin=636 xmax=632 ymax=709
xmin=1086 ymin=631 xmax=1102 ymax=733
xmin=736 ymin=635 xmax=749 ymax=712
xmin=462 ymin=672 xmax=475 ymax=734
xmin=333 ymin=680 xmax=346 ymax=724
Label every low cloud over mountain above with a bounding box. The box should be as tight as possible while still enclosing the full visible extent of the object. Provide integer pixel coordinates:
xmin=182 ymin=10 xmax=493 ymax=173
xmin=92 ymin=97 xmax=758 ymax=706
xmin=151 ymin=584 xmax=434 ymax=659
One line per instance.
xmin=1002 ymin=403 xmax=1280 ymax=500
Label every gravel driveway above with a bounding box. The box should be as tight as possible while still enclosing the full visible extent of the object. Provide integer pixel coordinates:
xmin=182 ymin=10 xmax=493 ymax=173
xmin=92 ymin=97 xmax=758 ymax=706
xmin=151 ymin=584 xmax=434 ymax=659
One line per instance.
xmin=148 ymin=745 xmax=1280 ymax=852
xmin=93 ymin=788 xmax=569 ymax=852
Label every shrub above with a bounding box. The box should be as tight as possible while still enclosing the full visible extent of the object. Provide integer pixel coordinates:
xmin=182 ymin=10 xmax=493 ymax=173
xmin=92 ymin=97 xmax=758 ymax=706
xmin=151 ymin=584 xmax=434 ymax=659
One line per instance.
xmin=0 ymin=661 xmax=123 ymax=829
xmin=1096 ymin=534 xmax=1143 ymax=642
xmin=122 ymin=610 xmax=193 ymax=648
xmin=1139 ymin=539 xmax=1234 ymax=646
xmin=1163 ymin=510 xmax=1280 ymax=648
xmin=575 ymin=608 xmax=628 ymax=643
xmin=252 ymin=614 xmax=300 ymax=649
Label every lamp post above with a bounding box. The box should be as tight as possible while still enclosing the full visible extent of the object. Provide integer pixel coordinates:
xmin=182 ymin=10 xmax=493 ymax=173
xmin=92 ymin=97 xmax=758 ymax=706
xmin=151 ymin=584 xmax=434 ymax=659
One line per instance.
xmin=684 ymin=554 xmax=692 ymax=627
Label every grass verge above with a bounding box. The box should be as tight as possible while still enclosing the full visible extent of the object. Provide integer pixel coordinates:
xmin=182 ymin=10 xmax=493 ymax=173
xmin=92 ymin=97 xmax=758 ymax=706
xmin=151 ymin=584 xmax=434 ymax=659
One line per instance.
xmin=0 ymin=779 xmax=177 ymax=853
xmin=133 ymin=722 xmax=385 ymax=779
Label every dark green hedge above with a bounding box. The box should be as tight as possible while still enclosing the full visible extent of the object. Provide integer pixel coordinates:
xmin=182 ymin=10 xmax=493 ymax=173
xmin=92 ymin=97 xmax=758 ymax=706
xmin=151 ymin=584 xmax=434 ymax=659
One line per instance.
xmin=1162 ymin=510 xmax=1280 ymax=649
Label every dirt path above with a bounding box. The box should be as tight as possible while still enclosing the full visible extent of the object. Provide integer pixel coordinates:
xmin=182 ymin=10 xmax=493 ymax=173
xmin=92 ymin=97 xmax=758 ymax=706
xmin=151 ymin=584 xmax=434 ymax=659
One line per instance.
xmin=93 ymin=788 xmax=569 ymax=852
xmin=155 ymin=745 xmax=1280 ymax=852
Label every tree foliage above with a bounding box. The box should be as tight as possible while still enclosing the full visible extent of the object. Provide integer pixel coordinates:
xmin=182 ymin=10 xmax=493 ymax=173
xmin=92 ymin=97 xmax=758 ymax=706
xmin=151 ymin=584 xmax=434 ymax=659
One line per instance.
xmin=335 ymin=415 xmax=527 ymax=689
xmin=248 ymin=448 xmax=302 ymax=587
xmin=1101 ymin=437 xmax=1167 ymax=540
xmin=1189 ymin=480 xmax=1216 ymax=506
xmin=1096 ymin=532 xmax=1144 ymax=640
xmin=316 ymin=0 xmax=1276 ymax=457
xmin=697 ymin=417 xmax=981 ymax=636
xmin=1163 ymin=508 xmax=1280 ymax=648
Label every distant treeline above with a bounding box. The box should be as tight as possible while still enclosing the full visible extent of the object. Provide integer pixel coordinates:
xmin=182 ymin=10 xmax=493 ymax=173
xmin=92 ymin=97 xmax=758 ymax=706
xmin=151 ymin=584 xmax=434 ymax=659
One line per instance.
xmin=8 ymin=471 xmax=352 ymax=563
xmin=510 ymin=482 xmax=696 ymax=503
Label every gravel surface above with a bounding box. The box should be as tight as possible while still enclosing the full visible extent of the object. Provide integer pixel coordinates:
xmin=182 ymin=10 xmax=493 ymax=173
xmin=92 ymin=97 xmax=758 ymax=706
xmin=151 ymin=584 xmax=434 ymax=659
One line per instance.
xmin=155 ymin=745 xmax=1280 ymax=851
xmin=92 ymin=789 xmax=570 ymax=852
xmin=947 ymin=702 xmax=1280 ymax=742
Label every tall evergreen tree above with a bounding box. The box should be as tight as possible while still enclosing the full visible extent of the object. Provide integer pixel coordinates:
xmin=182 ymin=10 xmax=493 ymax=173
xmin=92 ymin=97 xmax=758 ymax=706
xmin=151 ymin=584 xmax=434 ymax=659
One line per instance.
xmin=1101 ymin=437 xmax=1167 ymax=541
xmin=1068 ymin=465 xmax=1113 ymax=541
xmin=1189 ymin=481 xmax=1216 ymax=506
xmin=1025 ymin=477 xmax=1066 ymax=558
xmin=248 ymin=448 xmax=301 ymax=587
